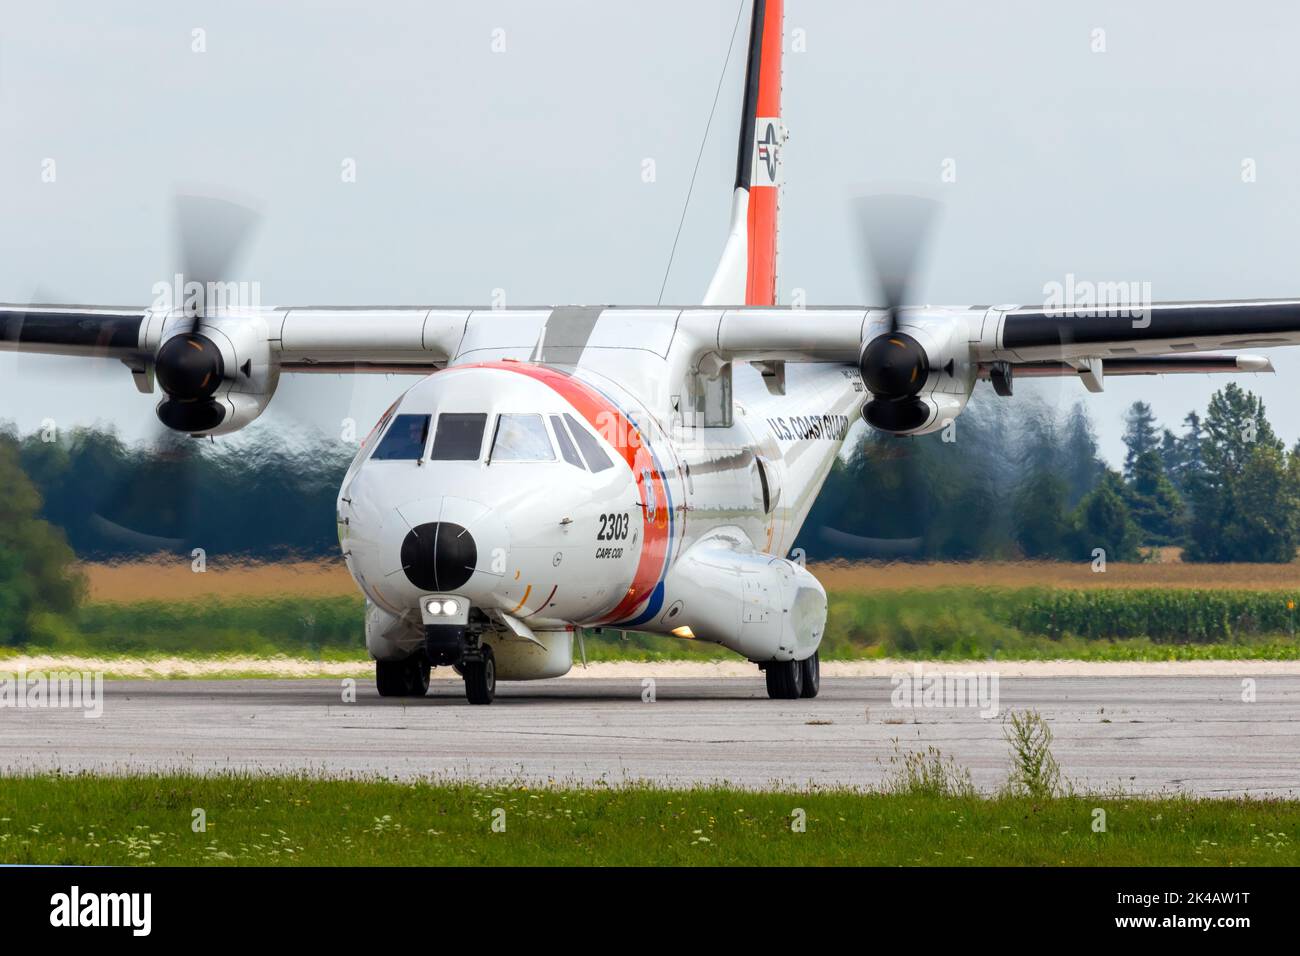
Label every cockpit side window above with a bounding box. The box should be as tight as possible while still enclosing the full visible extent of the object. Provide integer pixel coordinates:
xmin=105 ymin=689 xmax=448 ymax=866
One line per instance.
xmin=431 ymin=413 xmax=488 ymax=461
xmin=550 ymin=415 xmax=586 ymax=469
xmin=371 ymin=413 xmax=431 ymax=460
xmin=489 ymin=413 xmax=555 ymax=462
xmin=564 ymin=413 xmax=614 ymax=473
xmin=361 ymin=400 xmax=399 ymax=453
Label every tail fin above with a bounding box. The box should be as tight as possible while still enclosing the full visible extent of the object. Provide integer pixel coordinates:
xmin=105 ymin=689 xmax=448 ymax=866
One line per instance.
xmin=703 ymin=0 xmax=784 ymax=307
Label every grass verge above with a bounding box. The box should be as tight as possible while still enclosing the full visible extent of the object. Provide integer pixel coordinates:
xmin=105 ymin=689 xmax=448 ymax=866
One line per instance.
xmin=0 ymin=773 xmax=1296 ymax=866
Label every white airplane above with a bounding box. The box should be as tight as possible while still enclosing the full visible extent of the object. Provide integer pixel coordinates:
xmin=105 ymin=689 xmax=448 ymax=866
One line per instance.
xmin=1 ymin=0 xmax=1290 ymax=703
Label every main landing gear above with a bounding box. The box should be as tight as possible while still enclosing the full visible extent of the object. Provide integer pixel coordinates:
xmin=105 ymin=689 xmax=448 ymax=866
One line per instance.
xmin=375 ymin=656 xmax=431 ymax=698
xmin=763 ymin=650 xmax=820 ymax=700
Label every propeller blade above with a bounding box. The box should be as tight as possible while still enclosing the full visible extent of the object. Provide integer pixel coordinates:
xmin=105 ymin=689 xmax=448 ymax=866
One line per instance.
xmin=151 ymin=189 xmax=264 ymax=433
xmin=171 ymin=191 xmax=263 ymax=321
xmin=851 ymin=193 xmax=940 ymax=331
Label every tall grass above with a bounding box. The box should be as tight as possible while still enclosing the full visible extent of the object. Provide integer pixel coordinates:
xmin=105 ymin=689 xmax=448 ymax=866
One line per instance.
xmin=1011 ymin=588 xmax=1300 ymax=640
xmin=825 ymin=588 xmax=1300 ymax=659
xmin=8 ymin=587 xmax=1300 ymax=661
xmin=26 ymin=597 xmax=365 ymax=658
xmin=886 ymin=744 xmax=976 ymax=798
xmin=1002 ymin=710 xmax=1066 ymax=799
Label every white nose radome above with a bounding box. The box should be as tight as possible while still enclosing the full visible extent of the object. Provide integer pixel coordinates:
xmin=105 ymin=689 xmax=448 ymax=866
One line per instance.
xmin=375 ymin=495 xmax=509 ymax=607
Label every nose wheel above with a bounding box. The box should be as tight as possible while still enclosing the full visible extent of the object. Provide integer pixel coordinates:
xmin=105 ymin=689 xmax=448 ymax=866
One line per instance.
xmin=462 ymin=644 xmax=496 ymax=705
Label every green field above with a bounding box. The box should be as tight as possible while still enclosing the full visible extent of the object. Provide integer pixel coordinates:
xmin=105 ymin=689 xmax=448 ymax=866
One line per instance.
xmin=0 ymin=773 xmax=1296 ymax=866
xmin=8 ymin=587 xmax=1300 ymax=665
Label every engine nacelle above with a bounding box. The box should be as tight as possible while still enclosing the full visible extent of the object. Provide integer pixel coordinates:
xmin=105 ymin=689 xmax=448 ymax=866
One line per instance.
xmin=201 ymin=388 xmax=276 ymax=436
xmin=865 ymin=390 xmax=971 ymax=436
xmin=144 ymin=310 xmax=279 ymax=436
xmin=859 ymin=313 xmax=976 ymax=436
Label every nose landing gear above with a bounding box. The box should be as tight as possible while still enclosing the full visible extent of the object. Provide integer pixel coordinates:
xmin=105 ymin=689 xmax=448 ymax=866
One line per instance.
xmin=462 ymin=644 xmax=496 ymax=705
xmin=422 ymin=617 xmax=497 ymax=704
xmin=375 ymin=656 xmax=431 ymax=698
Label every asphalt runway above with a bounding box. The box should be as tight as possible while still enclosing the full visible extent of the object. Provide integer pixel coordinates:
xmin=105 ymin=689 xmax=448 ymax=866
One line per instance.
xmin=3 ymin=676 xmax=1299 ymax=795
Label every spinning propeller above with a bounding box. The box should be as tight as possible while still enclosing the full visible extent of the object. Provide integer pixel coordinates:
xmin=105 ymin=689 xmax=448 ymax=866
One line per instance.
xmin=154 ymin=194 xmax=262 ymax=433
xmin=15 ymin=192 xmax=267 ymax=551
xmin=853 ymin=194 xmax=943 ymax=433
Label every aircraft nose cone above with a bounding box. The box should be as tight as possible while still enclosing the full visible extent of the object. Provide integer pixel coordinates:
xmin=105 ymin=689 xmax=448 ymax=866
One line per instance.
xmin=400 ymin=522 xmax=478 ymax=592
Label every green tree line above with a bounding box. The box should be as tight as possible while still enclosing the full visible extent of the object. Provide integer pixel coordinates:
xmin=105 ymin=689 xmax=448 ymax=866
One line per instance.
xmin=4 ymin=426 xmax=352 ymax=561
xmin=799 ymin=383 xmax=1300 ymax=565
xmin=0 ymin=424 xmax=355 ymax=642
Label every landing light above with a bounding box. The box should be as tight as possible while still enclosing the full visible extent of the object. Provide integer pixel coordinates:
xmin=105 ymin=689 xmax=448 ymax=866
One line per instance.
xmin=425 ymin=598 xmax=460 ymax=616
xmin=671 ymin=625 xmax=695 ymax=639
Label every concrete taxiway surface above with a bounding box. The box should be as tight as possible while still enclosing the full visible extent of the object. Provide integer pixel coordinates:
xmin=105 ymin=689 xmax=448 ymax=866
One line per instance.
xmin=2 ymin=673 xmax=1298 ymax=795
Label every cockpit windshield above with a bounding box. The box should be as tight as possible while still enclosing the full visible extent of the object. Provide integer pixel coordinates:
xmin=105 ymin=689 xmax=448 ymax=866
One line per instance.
xmin=490 ymin=413 xmax=555 ymax=462
xmin=431 ymin=413 xmax=487 ymax=461
xmin=371 ymin=411 xmax=605 ymax=466
xmin=371 ymin=413 xmax=430 ymax=460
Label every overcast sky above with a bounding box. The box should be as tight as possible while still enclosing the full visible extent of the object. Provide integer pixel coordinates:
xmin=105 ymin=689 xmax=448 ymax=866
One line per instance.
xmin=4 ymin=0 xmax=1300 ymax=464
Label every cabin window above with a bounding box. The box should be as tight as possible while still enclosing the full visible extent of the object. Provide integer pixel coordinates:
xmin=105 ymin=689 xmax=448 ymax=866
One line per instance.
xmin=490 ymin=413 xmax=555 ymax=462
xmin=550 ymin=415 xmax=586 ymax=469
xmin=371 ymin=414 xmax=430 ymax=460
xmin=431 ymin=413 xmax=488 ymax=461
xmin=564 ymin=413 xmax=614 ymax=472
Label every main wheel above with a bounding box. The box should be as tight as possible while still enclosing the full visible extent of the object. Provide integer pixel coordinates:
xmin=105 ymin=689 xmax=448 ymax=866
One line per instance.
xmin=375 ymin=657 xmax=430 ymax=697
xmin=463 ymin=645 xmax=496 ymax=705
xmin=764 ymin=658 xmax=804 ymax=700
xmin=799 ymin=651 xmax=820 ymax=699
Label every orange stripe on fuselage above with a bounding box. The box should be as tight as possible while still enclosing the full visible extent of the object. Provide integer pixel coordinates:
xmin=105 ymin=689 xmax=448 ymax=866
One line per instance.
xmin=509 ymin=583 xmax=533 ymax=615
xmin=461 ymin=362 xmax=671 ymax=624
xmin=522 ymin=584 xmax=558 ymax=619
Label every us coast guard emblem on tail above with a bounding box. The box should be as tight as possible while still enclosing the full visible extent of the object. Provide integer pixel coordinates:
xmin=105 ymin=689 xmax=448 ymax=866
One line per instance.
xmin=753 ymin=118 xmax=783 ymax=186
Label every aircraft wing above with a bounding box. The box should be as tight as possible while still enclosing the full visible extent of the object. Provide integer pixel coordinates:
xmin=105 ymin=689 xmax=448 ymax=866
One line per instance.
xmin=2 ymin=298 xmax=1294 ymax=438
xmin=0 ymin=305 xmax=149 ymax=360
xmin=0 ymin=304 xmax=465 ymax=372
xmin=8 ymin=300 xmax=1300 ymax=371
xmin=978 ymin=299 xmax=1300 ymax=363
